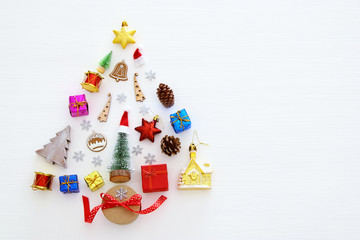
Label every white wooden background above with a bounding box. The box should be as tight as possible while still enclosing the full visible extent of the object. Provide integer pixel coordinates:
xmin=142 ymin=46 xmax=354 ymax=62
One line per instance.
xmin=1 ymin=0 xmax=360 ymax=239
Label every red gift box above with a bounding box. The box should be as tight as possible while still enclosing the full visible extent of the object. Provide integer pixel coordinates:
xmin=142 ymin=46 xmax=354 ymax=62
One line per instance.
xmin=141 ymin=164 xmax=168 ymax=193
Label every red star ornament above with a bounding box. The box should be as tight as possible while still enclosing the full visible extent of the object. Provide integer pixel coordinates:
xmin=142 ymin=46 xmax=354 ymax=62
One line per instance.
xmin=135 ymin=119 xmax=162 ymax=142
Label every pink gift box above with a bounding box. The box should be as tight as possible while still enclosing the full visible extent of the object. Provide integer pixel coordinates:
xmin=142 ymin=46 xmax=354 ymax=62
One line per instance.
xmin=69 ymin=94 xmax=89 ymax=117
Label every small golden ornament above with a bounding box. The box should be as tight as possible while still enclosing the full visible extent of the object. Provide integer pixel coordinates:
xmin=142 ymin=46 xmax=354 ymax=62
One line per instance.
xmin=113 ymin=21 xmax=136 ymax=49
xmin=84 ymin=171 xmax=105 ymax=191
xmin=86 ymin=131 xmax=107 ymax=152
xmin=178 ymin=133 xmax=212 ymax=190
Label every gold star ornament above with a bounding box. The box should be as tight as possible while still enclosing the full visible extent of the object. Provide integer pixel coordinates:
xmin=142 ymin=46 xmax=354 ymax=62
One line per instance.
xmin=113 ymin=21 xmax=136 ymax=49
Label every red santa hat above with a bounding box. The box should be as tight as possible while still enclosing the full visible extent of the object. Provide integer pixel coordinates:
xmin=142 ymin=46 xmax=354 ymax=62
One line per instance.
xmin=118 ymin=111 xmax=129 ymax=134
xmin=133 ymin=48 xmax=145 ymax=67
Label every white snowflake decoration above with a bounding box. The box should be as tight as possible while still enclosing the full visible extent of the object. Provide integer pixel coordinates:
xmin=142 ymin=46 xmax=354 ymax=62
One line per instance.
xmin=115 ymin=187 xmax=127 ymax=200
xmin=80 ymin=120 xmax=92 ymax=131
xmin=145 ymin=70 xmax=156 ymax=81
xmin=139 ymin=105 xmax=150 ymax=116
xmin=92 ymin=156 xmax=103 ymax=167
xmin=132 ymin=145 xmax=143 ymax=156
xmin=73 ymin=151 xmax=84 ymax=162
xmin=144 ymin=153 xmax=156 ymax=165
xmin=116 ymin=93 xmax=127 ymax=104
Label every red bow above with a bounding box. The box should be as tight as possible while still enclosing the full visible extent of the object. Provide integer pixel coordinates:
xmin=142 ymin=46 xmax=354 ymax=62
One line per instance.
xmin=82 ymin=193 xmax=167 ymax=223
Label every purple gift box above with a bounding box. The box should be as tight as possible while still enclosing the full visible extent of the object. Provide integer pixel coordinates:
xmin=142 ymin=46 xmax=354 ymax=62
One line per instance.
xmin=69 ymin=94 xmax=89 ymax=117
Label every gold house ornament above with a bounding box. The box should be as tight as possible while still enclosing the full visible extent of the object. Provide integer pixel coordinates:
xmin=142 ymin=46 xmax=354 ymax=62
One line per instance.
xmin=178 ymin=143 xmax=213 ymax=190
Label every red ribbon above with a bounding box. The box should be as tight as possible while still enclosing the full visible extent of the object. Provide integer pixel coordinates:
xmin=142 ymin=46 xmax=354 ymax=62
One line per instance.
xmin=82 ymin=193 xmax=167 ymax=223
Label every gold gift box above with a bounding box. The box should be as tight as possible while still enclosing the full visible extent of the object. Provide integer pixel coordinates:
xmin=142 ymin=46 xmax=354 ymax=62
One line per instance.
xmin=84 ymin=171 xmax=105 ymax=191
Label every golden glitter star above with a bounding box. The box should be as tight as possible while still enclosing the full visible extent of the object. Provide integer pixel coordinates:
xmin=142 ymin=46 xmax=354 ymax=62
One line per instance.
xmin=113 ymin=21 xmax=136 ymax=49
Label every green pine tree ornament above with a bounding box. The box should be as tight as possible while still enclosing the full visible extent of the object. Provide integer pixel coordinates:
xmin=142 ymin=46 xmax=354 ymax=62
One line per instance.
xmin=97 ymin=51 xmax=112 ymax=74
xmin=110 ymin=111 xmax=132 ymax=183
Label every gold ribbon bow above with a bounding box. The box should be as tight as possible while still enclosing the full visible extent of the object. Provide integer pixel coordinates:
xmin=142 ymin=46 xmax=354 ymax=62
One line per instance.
xmin=86 ymin=174 xmax=99 ymax=187
xmin=170 ymin=111 xmax=190 ymax=131
xmin=69 ymin=97 xmax=87 ymax=116
xmin=60 ymin=175 xmax=78 ymax=193
xmin=85 ymin=173 xmax=103 ymax=191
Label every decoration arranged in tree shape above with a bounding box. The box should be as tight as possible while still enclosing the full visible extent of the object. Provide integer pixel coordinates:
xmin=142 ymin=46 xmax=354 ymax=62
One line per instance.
xmin=141 ymin=164 xmax=168 ymax=193
xmin=80 ymin=119 xmax=92 ymax=131
xmin=139 ymin=104 xmax=150 ymax=116
xmin=157 ymin=83 xmax=174 ymax=108
xmin=98 ymin=93 xmax=112 ymax=122
xmin=31 ymin=172 xmax=55 ymax=191
xmin=73 ymin=150 xmax=85 ymax=162
xmin=81 ymin=71 xmax=104 ymax=92
xmin=170 ymin=109 xmax=191 ymax=133
xmin=133 ymin=48 xmax=145 ymax=67
xmin=87 ymin=131 xmax=107 ymax=152
xmin=115 ymin=187 xmax=127 ymax=200
xmin=113 ymin=21 xmax=136 ymax=49
xmin=69 ymin=94 xmax=89 ymax=117
xmin=59 ymin=174 xmax=79 ymax=194
xmin=109 ymin=60 xmax=128 ymax=82
xmin=92 ymin=156 xmax=103 ymax=167
xmin=144 ymin=153 xmax=156 ymax=165
xmin=110 ymin=111 xmax=132 ymax=183
xmin=84 ymin=171 xmax=105 ymax=192
xmin=82 ymin=185 xmax=167 ymax=224
xmin=97 ymin=51 xmax=112 ymax=74
xmin=36 ymin=125 xmax=71 ymax=168
xmin=116 ymin=93 xmax=127 ymax=104
xmin=178 ymin=132 xmax=213 ymax=190
xmin=132 ymin=145 xmax=143 ymax=156
xmin=134 ymin=73 xmax=145 ymax=102
xmin=161 ymin=135 xmax=181 ymax=156
xmin=145 ymin=70 xmax=156 ymax=81
xmin=135 ymin=116 xmax=162 ymax=143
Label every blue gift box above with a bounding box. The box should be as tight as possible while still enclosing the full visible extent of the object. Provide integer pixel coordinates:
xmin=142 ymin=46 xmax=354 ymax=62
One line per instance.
xmin=170 ymin=109 xmax=191 ymax=133
xmin=59 ymin=175 xmax=79 ymax=194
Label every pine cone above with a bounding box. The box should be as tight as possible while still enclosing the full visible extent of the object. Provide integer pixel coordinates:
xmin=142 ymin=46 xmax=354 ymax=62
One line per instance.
xmin=157 ymin=83 xmax=174 ymax=108
xmin=161 ymin=135 xmax=181 ymax=156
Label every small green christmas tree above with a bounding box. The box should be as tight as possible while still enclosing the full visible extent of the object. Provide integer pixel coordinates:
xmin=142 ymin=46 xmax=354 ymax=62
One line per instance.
xmin=109 ymin=111 xmax=132 ymax=183
xmin=97 ymin=51 xmax=112 ymax=74
xmin=110 ymin=132 xmax=130 ymax=171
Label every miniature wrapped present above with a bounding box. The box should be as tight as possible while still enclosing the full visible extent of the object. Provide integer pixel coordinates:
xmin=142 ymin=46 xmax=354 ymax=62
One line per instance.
xmin=84 ymin=171 xmax=104 ymax=192
xmin=141 ymin=164 xmax=168 ymax=193
xmin=59 ymin=174 xmax=79 ymax=194
xmin=69 ymin=94 xmax=89 ymax=117
xmin=170 ymin=109 xmax=191 ymax=133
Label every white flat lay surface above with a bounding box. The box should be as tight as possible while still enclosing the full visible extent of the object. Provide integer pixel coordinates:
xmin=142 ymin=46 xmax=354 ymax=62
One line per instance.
xmin=1 ymin=0 xmax=360 ymax=239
